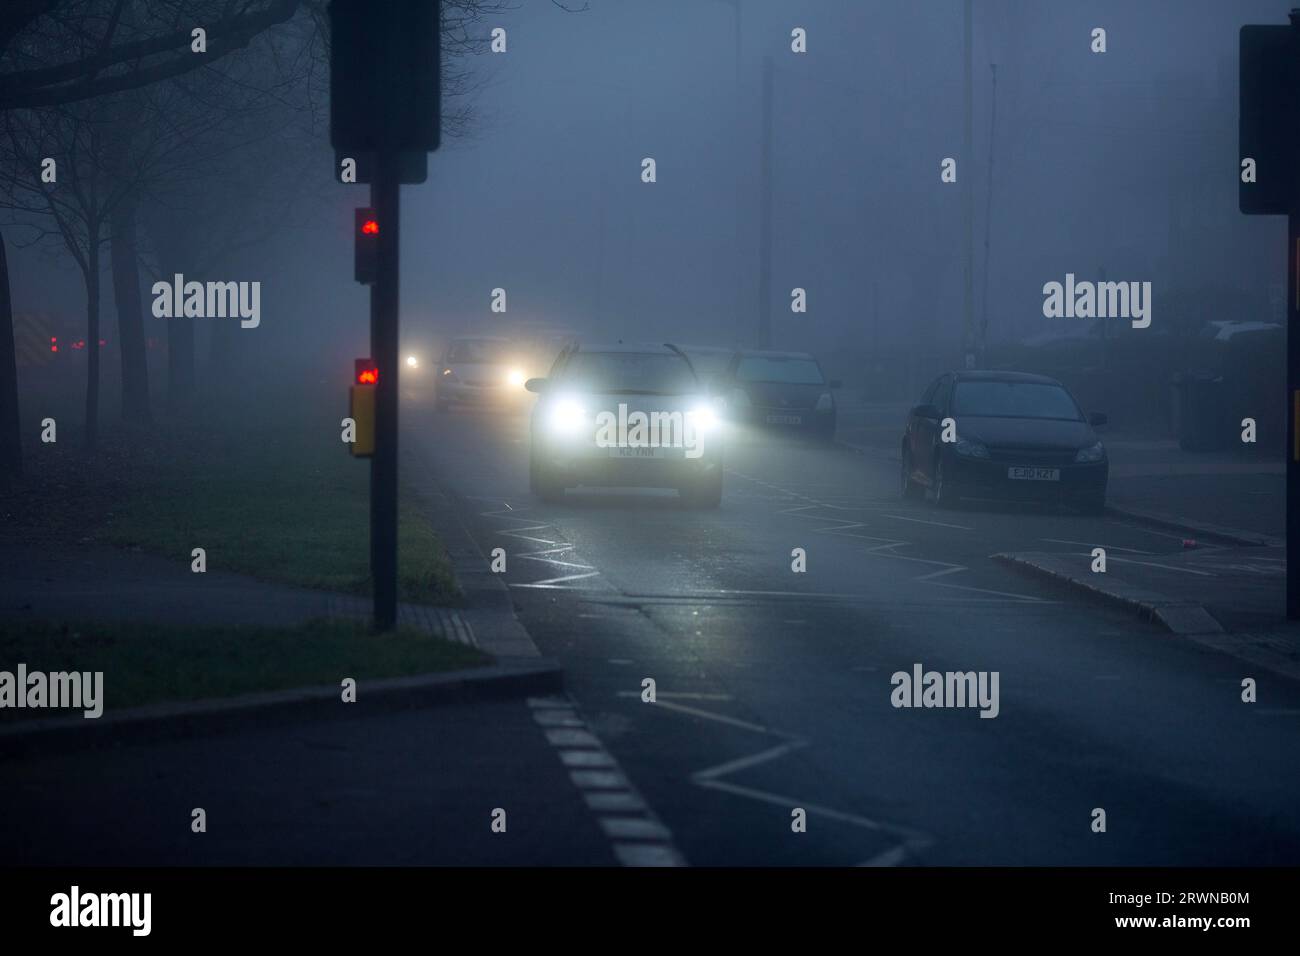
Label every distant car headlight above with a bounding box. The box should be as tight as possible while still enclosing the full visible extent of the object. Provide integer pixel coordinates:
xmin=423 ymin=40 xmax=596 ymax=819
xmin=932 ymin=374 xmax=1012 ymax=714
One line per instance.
xmin=1074 ymin=441 xmax=1105 ymax=463
xmin=815 ymin=391 xmax=833 ymax=412
xmin=507 ymin=367 xmax=526 ymax=388
xmin=406 ymin=355 xmax=419 ymax=369
xmin=548 ymin=398 xmax=586 ymax=433
xmin=442 ymin=367 xmax=455 ymax=380
xmin=954 ymin=438 xmax=990 ymax=458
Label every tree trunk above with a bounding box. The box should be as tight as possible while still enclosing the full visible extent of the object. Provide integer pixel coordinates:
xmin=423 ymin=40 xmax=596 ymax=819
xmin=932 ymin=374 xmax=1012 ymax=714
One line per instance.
xmin=110 ymin=195 xmax=152 ymax=424
xmin=167 ymin=283 xmax=195 ymax=413
xmin=84 ymin=237 xmax=100 ymax=450
xmin=0 ymin=228 xmax=21 ymax=486
xmin=145 ymin=207 xmax=195 ymax=413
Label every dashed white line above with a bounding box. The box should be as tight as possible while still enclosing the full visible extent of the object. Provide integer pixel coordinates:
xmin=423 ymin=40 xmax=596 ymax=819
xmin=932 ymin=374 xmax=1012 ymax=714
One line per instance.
xmin=528 ymin=696 xmax=685 ymax=867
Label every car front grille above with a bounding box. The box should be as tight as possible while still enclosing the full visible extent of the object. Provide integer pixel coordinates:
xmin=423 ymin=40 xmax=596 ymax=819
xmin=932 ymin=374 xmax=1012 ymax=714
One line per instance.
xmin=988 ymin=447 xmax=1076 ymax=467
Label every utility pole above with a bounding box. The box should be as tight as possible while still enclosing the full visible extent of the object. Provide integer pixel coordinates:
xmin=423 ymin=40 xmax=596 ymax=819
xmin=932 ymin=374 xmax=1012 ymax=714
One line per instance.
xmin=758 ymin=54 xmax=773 ymax=349
xmin=1098 ymin=265 xmax=1108 ymax=373
xmin=733 ymin=3 xmax=743 ymax=347
xmin=979 ymin=62 xmax=997 ymax=364
xmin=962 ymin=0 xmax=974 ymax=368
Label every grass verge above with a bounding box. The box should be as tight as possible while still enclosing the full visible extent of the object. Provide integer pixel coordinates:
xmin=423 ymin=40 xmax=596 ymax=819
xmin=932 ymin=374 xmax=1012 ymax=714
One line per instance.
xmin=96 ymin=414 xmax=460 ymax=605
xmin=0 ymin=618 xmax=490 ymax=718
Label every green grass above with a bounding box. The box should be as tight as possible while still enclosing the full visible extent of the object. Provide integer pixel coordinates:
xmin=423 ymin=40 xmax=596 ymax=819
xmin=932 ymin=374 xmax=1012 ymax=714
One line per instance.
xmin=100 ymin=414 xmax=460 ymax=605
xmin=0 ymin=619 xmax=490 ymax=716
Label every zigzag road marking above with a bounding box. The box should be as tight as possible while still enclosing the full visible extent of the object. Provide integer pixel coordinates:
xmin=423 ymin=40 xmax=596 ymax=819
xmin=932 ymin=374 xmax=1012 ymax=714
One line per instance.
xmin=728 ymin=470 xmax=1048 ymax=604
xmin=468 ymin=496 xmax=611 ymax=591
xmin=637 ymin=694 xmax=933 ymax=865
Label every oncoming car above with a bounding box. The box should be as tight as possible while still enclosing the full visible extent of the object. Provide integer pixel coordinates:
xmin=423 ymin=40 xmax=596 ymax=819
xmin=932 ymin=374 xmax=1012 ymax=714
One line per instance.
xmin=900 ymin=370 xmax=1108 ymax=512
xmin=434 ymin=336 xmax=531 ymax=410
xmin=526 ymin=343 xmax=724 ymax=507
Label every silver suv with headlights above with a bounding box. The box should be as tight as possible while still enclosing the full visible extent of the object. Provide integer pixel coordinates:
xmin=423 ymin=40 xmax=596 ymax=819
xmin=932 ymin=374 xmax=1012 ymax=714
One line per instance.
xmin=526 ymin=343 xmax=724 ymax=507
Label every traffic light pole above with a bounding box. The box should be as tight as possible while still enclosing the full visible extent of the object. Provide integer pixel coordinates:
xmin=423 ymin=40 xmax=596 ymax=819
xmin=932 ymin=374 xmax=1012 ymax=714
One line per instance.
xmin=1289 ymin=204 xmax=1300 ymax=620
xmin=1288 ymin=12 xmax=1300 ymax=622
xmin=370 ymin=153 xmax=400 ymax=631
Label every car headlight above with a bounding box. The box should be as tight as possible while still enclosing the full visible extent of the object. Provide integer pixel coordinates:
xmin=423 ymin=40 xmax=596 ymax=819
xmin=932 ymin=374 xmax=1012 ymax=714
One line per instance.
xmin=687 ymin=403 xmax=719 ymax=431
xmin=548 ymin=398 xmax=586 ymax=433
xmin=815 ymin=391 xmax=833 ymax=412
xmin=954 ymin=438 xmax=990 ymax=458
xmin=406 ymin=355 xmax=419 ymax=369
xmin=442 ymin=367 xmax=455 ymax=380
xmin=507 ymin=367 xmax=526 ymax=388
xmin=1074 ymin=441 xmax=1105 ymax=463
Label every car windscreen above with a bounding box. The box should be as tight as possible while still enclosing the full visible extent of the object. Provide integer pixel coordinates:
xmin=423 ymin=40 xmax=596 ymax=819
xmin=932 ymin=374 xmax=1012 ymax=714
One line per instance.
xmin=950 ymin=381 xmax=1082 ymax=421
xmin=558 ymin=352 xmax=699 ymax=394
xmin=735 ymin=356 xmax=824 ymax=385
xmin=686 ymin=352 xmax=732 ymax=376
xmin=447 ymin=340 xmax=510 ymax=363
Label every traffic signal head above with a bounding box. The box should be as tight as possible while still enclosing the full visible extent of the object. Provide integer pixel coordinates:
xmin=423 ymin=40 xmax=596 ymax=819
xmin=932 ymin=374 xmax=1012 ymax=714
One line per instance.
xmin=330 ymin=0 xmax=441 ymax=154
xmin=355 ymin=357 xmax=378 ymax=385
xmin=355 ymin=207 xmax=378 ymax=284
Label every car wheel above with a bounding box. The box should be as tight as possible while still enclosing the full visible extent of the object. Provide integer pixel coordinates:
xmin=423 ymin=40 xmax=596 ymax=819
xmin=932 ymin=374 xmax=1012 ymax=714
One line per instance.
xmin=901 ymin=450 xmax=923 ymax=500
xmin=681 ymin=470 xmax=723 ymax=509
xmin=529 ymin=454 xmax=564 ymax=502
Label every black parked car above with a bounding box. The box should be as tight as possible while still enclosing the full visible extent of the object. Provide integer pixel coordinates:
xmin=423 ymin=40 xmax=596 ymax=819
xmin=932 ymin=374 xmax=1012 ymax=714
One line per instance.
xmin=901 ymin=370 xmax=1108 ymax=512
xmin=714 ymin=349 xmax=841 ymax=440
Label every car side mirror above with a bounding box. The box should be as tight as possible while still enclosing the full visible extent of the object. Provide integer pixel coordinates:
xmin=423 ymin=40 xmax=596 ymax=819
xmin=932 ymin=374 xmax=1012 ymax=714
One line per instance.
xmin=828 ymin=379 xmax=843 ymax=389
xmin=911 ymin=403 xmax=941 ymax=420
xmin=524 ymin=377 xmax=547 ymax=394
xmin=1089 ymin=412 xmax=1108 ymax=427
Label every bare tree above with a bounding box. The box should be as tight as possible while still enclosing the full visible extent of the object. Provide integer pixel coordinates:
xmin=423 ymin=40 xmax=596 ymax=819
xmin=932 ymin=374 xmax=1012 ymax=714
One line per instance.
xmin=0 ymin=0 xmax=587 ymax=469
xmin=0 ymin=0 xmax=304 ymax=471
xmin=0 ymin=103 xmax=158 ymax=447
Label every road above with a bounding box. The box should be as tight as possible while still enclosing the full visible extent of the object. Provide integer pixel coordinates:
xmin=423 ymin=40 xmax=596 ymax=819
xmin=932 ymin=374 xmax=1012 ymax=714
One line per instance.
xmin=404 ymin=394 xmax=1300 ymax=866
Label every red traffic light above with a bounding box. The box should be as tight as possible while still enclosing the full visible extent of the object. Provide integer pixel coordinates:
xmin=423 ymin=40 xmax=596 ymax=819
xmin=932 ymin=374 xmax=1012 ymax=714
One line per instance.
xmin=355 ymin=358 xmax=378 ymax=385
xmin=355 ymin=207 xmax=378 ymax=285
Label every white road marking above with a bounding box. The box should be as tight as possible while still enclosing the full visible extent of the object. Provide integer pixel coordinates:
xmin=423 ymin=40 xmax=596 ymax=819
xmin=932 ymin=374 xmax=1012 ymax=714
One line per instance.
xmin=648 ymin=698 xmax=781 ymax=735
xmin=928 ymin=581 xmax=1051 ymax=602
xmin=511 ymin=571 xmax=605 ymax=587
xmin=879 ymin=513 xmax=974 ymax=531
xmin=857 ymin=845 xmax=911 ymax=867
xmin=616 ymin=690 xmax=733 ymax=701
xmin=1041 ymin=538 xmax=1153 ymax=554
xmin=631 ymin=691 xmax=933 ymax=863
xmin=1102 ymin=555 xmax=1217 ymax=577
xmin=693 ymin=741 xmax=809 ymax=781
xmin=528 ymin=695 xmax=684 ymax=866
